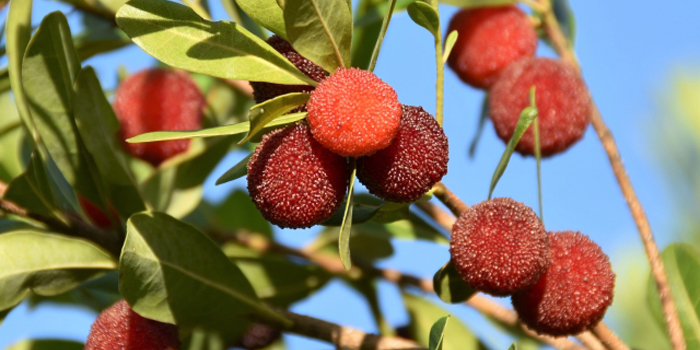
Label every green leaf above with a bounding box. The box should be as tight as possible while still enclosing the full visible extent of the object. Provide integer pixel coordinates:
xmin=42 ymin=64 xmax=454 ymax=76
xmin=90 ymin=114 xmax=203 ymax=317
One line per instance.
xmin=433 ymin=260 xmax=477 ymax=303
xmin=74 ymin=15 xmax=132 ymax=61
xmin=7 ymin=339 xmax=84 ymax=350
xmin=235 ymin=0 xmax=287 ymax=39
xmin=116 ymin=0 xmax=316 ymax=85
xmin=204 ymin=189 xmax=273 ymax=237
xmin=339 ymin=164 xmax=357 ymax=270
xmin=29 ymin=271 xmax=122 ymax=314
xmin=552 ymin=0 xmax=576 ymax=45
xmin=128 ymin=112 xmax=306 ymax=143
xmin=4 ymin=153 xmax=61 ymax=218
xmin=0 ymin=230 xmax=116 ymax=315
xmin=240 ymin=92 xmax=310 ymax=144
xmin=407 ymin=1 xmax=439 ymax=36
xmin=442 ymin=30 xmax=458 ymax=63
xmin=367 ymin=0 xmax=398 ymax=72
xmin=648 ymin=243 xmax=700 ymax=349
xmin=488 ymin=106 xmax=538 ymax=199
xmin=507 ymin=343 xmax=518 ymax=350
xmin=468 ymin=94 xmax=489 ymax=158
xmin=403 ymin=293 xmax=481 ymax=350
xmin=72 ymin=66 xmax=147 ymax=218
xmin=23 ymin=12 xmax=105 ymax=207
xmin=358 ymin=213 xmax=449 ymax=244
xmin=0 ymin=94 xmax=25 ymax=182
xmin=439 ymin=0 xmax=516 ymax=7
xmin=429 ymin=315 xmax=450 ymax=350
xmin=120 ymin=212 xmax=288 ymax=333
xmin=216 ymin=154 xmax=251 ymax=185
xmin=5 ymin=0 xmax=35 ymax=143
xmin=284 ymin=0 xmax=353 ymax=72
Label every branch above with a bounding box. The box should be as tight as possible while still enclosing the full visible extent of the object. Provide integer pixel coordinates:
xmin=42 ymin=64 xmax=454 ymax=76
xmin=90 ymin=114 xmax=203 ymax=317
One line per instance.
xmin=538 ymin=1 xmax=685 ymax=349
xmin=591 ymin=323 xmax=631 ymax=350
xmin=432 ymin=182 xmax=468 ymax=217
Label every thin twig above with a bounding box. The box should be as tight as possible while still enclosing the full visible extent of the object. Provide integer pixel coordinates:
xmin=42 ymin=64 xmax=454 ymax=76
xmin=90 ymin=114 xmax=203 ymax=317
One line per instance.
xmin=432 ymin=182 xmax=469 ymax=216
xmin=591 ymin=323 xmax=631 ymax=350
xmin=538 ymin=1 xmax=684 ymax=348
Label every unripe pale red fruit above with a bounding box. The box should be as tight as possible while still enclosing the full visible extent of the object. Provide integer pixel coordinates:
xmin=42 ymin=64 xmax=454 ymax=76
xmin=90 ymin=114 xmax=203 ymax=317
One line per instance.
xmin=357 ymin=105 xmax=448 ymax=203
xmin=250 ymin=36 xmax=327 ymax=112
xmin=306 ymin=67 xmax=402 ymax=157
xmin=489 ymin=57 xmax=591 ymax=157
xmin=85 ymin=300 xmax=180 ymax=350
xmin=447 ymin=5 xmax=538 ymax=89
xmin=450 ymin=198 xmax=549 ymax=296
xmin=247 ymin=122 xmax=348 ymax=229
xmin=512 ymin=231 xmax=615 ymax=336
xmin=113 ymin=69 xmax=205 ymax=166
xmin=236 ymin=323 xmax=282 ymax=349
xmin=78 ymin=195 xmax=115 ymax=229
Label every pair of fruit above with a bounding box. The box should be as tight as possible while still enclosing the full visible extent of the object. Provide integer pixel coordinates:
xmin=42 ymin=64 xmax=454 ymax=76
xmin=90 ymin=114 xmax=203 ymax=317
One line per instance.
xmin=247 ymin=37 xmax=449 ymax=229
xmin=450 ymin=198 xmax=615 ymax=336
xmin=447 ymin=5 xmax=591 ymax=157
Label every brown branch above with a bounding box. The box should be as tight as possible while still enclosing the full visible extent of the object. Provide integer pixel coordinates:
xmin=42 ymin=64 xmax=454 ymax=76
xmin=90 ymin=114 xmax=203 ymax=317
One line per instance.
xmin=432 ymin=182 xmax=469 ymax=217
xmin=538 ymin=1 xmax=684 ymax=349
xmin=591 ymin=323 xmax=631 ymax=350
xmin=415 ymin=201 xmax=455 ymax=232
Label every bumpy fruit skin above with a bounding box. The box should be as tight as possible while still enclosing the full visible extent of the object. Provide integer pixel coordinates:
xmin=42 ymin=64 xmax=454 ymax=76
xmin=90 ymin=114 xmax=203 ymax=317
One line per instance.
xmin=247 ymin=122 xmax=348 ymax=229
xmin=114 ymin=69 xmax=205 ymax=166
xmin=512 ymin=231 xmax=615 ymax=336
xmin=85 ymin=300 xmax=180 ymax=350
xmin=447 ymin=5 xmax=537 ymax=89
xmin=357 ymin=105 xmax=448 ymax=202
xmin=450 ymin=198 xmax=549 ymax=296
xmin=489 ymin=57 xmax=591 ymax=157
xmin=250 ymin=36 xmax=327 ymax=111
xmin=306 ymin=68 xmax=402 ymax=157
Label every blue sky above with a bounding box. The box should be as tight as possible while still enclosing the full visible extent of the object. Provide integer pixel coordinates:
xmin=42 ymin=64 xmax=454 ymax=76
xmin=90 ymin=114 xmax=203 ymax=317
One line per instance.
xmin=1 ymin=0 xmax=699 ymax=349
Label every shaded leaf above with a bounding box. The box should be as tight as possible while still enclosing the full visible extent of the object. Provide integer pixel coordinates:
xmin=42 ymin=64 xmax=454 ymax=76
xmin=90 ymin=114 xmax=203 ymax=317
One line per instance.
xmin=240 ymin=92 xmax=310 ymax=144
xmin=5 ymin=0 xmax=34 ymax=140
xmin=0 ymin=94 xmax=25 ymax=182
xmin=407 ymin=1 xmax=439 ymax=36
xmin=403 ymin=293 xmax=481 ymax=350
xmin=284 ymin=0 xmax=353 ymax=72
xmin=0 ymin=230 xmax=116 ymax=315
xmin=469 ymin=94 xmax=489 ymax=158
xmin=339 ymin=164 xmax=357 ymax=270
xmin=366 ymin=0 xmax=399 ymax=72
xmin=429 ymin=315 xmax=450 ymax=350
xmin=204 ymin=189 xmax=273 ymax=237
xmin=4 ymin=153 xmax=60 ymax=218
xmin=552 ymin=0 xmax=575 ymax=45
xmin=216 ymin=154 xmax=251 ymax=185
xmin=116 ymin=0 xmax=316 ymax=85
xmin=120 ymin=212 xmax=287 ymax=334
xmin=235 ymin=0 xmax=287 ymax=39
xmin=7 ymin=339 xmax=84 ymax=350
xmin=439 ymin=0 xmax=516 ymax=7
xmin=433 ymin=261 xmax=477 ymax=304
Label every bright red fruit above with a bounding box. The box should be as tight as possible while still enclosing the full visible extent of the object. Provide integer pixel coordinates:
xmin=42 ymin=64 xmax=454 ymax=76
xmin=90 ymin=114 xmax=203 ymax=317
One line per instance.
xmin=114 ymin=69 xmax=205 ymax=166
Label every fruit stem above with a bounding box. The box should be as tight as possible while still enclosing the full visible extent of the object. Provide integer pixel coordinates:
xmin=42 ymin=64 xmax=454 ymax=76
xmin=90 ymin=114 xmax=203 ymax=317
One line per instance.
xmin=432 ymin=182 xmax=468 ymax=216
xmin=591 ymin=323 xmax=632 ymax=350
xmin=530 ymin=87 xmax=544 ymax=224
xmin=539 ymin=0 xmax=685 ymax=349
xmin=430 ymin=0 xmax=445 ymax=126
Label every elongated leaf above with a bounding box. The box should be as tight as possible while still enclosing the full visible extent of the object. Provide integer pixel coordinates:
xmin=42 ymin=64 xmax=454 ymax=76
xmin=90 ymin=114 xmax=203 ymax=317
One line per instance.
xmin=407 ymin=1 xmax=439 ymax=36
xmin=240 ymin=92 xmax=310 ymax=144
xmin=284 ymin=0 xmax=353 ymax=72
xmin=648 ymin=244 xmax=700 ymax=349
xmin=235 ymin=0 xmax=287 ymax=39
xmin=23 ymin=12 xmax=105 ymax=207
xmin=4 ymin=153 xmax=60 ymax=218
xmin=468 ymin=94 xmax=489 ymax=158
xmin=508 ymin=343 xmax=518 ymax=350
xmin=433 ymin=261 xmax=477 ymax=303
xmin=552 ymin=0 xmax=575 ymax=45
xmin=116 ymin=0 xmax=316 ymax=85
xmin=0 ymin=230 xmax=116 ymax=314
xmin=339 ymin=164 xmax=357 ymax=270
xmin=128 ymin=112 xmax=307 ymax=143
xmin=439 ymin=0 xmax=516 ymax=7
xmin=7 ymin=339 xmax=84 ymax=350
xmin=488 ymin=106 xmax=538 ymax=199
xmin=367 ymin=0 xmax=398 ymax=72
xmin=204 ymin=189 xmax=273 ymax=237
xmin=443 ymin=30 xmax=458 ymax=63
xmin=0 ymin=94 xmax=25 ymax=182
xmin=120 ymin=212 xmax=287 ymax=334
xmin=403 ymin=293 xmax=481 ymax=350
xmin=429 ymin=315 xmax=450 ymax=350
xmin=73 ymin=67 xmax=147 ymax=218
xmin=216 ymin=154 xmax=252 ymax=185
xmin=5 ymin=0 xmax=34 ymax=140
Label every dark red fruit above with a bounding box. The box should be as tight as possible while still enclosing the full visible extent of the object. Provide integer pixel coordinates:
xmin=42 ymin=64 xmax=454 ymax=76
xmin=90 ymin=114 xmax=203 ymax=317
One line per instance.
xmin=236 ymin=323 xmax=282 ymax=349
xmin=450 ymin=198 xmax=548 ymax=296
xmin=447 ymin=5 xmax=537 ymax=89
xmin=357 ymin=105 xmax=448 ymax=202
xmin=306 ymin=67 xmax=402 ymax=157
xmin=85 ymin=300 xmax=180 ymax=350
xmin=247 ymin=122 xmax=348 ymax=229
xmin=78 ymin=195 xmax=115 ymax=229
xmin=250 ymin=36 xmax=327 ymax=111
xmin=114 ymin=69 xmax=205 ymax=166
xmin=489 ymin=57 xmax=591 ymax=157
xmin=512 ymin=231 xmax=615 ymax=336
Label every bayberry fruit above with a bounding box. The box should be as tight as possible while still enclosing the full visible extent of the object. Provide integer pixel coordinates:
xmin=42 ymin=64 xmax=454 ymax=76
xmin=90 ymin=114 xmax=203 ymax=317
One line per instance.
xmin=250 ymin=36 xmax=327 ymax=111
xmin=247 ymin=122 xmax=348 ymax=229
xmin=85 ymin=300 xmax=180 ymax=350
xmin=447 ymin=5 xmax=538 ymax=89
xmin=357 ymin=105 xmax=448 ymax=202
xmin=306 ymin=68 xmax=402 ymax=157
xmin=512 ymin=231 xmax=615 ymax=336
xmin=236 ymin=323 xmax=282 ymax=349
xmin=450 ymin=198 xmax=549 ymax=296
xmin=78 ymin=195 xmax=115 ymax=229
xmin=114 ymin=69 xmax=205 ymax=166
xmin=489 ymin=57 xmax=591 ymax=157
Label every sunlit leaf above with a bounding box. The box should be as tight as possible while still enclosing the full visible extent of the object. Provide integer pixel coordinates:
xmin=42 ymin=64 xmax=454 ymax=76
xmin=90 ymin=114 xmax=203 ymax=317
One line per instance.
xmin=433 ymin=260 xmax=477 ymax=303
xmin=6 ymin=339 xmax=84 ymax=350
xmin=429 ymin=315 xmax=450 ymax=350
xmin=439 ymin=0 xmax=516 ymax=7
xmin=407 ymin=1 xmax=439 ymax=36
xmin=403 ymin=293 xmax=481 ymax=350
xmin=235 ymin=0 xmax=287 ymax=39
xmin=442 ymin=30 xmax=458 ymax=63
xmin=240 ymin=92 xmax=309 ymax=144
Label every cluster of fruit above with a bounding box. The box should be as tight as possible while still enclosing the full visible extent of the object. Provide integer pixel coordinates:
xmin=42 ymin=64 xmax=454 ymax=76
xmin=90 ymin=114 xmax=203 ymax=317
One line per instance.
xmin=448 ymin=5 xmax=591 ymax=157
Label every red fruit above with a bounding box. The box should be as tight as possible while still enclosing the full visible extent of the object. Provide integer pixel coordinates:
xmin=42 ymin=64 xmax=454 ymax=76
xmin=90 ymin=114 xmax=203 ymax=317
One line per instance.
xmin=447 ymin=5 xmax=537 ymax=89
xmin=78 ymin=195 xmax=114 ymax=229
xmin=450 ymin=198 xmax=548 ymax=296
xmin=236 ymin=323 xmax=282 ymax=349
xmin=114 ymin=69 xmax=205 ymax=166
xmin=250 ymin=36 xmax=327 ymax=111
xmin=85 ymin=300 xmax=180 ymax=350
xmin=489 ymin=57 xmax=591 ymax=157
xmin=306 ymin=68 xmax=402 ymax=157
xmin=512 ymin=231 xmax=615 ymax=336
xmin=357 ymin=105 xmax=448 ymax=202
xmin=247 ymin=122 xmax=348 ymax=229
